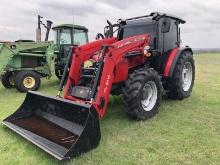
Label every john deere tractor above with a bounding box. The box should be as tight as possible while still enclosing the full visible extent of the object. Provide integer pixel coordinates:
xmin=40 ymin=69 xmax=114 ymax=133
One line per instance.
xmin=0 ymin=16 xmax=89 ymax=92
xmin=53 ymin=24 xmax=89 ymax=79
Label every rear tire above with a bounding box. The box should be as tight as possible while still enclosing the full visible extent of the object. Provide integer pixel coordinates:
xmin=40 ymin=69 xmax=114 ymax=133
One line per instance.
xmin=15 ymin=71 xmax=41 ymax=92
xmin=166 ymin=51 xmax=195 ymax=99
xmin=1 ymin=72 xmax=15 ymax=88
xmin=122 ymin=68 xmax=161 ymax=120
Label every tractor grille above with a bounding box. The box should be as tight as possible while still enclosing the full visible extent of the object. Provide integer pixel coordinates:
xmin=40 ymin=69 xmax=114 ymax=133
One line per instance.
xmin=21 ymin=56 xmax=38 ymax=68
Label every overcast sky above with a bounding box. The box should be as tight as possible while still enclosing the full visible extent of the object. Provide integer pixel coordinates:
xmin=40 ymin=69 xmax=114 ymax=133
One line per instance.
xmin=0 ymin=0 xmax=219 ymax=48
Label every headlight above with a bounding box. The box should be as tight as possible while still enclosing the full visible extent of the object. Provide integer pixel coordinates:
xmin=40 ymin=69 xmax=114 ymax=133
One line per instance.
xmin=144 ymin=45 xmax=150 ymax=51
xmin=144 ymin=45 xmax=151 ymax=57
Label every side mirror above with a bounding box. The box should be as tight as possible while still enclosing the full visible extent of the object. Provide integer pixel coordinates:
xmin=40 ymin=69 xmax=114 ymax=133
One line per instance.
xmin=161 ymin=18 xmax=171 ymax=33
xmin=104 ymin=29 xmax=111 ymax=38
xmin=106 ymin=20 xmax=113 ymax=38
xmin=95 ymin=33 xmax=104 ymax=40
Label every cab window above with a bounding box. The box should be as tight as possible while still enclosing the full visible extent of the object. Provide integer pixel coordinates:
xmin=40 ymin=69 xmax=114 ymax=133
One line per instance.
xmin=59 ymin=29 xmax=72 ymax=44
xmin=74 ymin=29 xmax=87 ymax=45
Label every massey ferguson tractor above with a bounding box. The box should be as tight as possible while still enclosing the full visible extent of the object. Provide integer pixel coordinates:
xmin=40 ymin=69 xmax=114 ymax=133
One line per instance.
xmin=3 ymin=12 xmax=195 ymax=160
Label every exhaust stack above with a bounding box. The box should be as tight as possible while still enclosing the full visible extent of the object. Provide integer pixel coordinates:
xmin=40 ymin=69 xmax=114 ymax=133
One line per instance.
xmin=36 ymin=15 xmax=53 ymax=42
xmin=36 ymin=15 xmax=42 ymax=42
xmin=45 ymin=20 xmax=53 ymax=41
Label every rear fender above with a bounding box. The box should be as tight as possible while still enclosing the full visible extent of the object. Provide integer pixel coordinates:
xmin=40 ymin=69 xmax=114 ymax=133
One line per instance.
xmin=163 ymin=47 xmax=193 ymax=77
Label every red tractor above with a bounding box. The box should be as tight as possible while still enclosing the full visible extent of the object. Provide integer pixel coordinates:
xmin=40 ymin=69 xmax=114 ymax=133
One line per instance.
xmin=3 ymin=12 xmax=195 ymax=160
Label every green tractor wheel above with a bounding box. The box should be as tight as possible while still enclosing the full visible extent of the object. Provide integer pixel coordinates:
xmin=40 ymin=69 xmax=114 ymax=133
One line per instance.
xmin=15 ymin=71 xmax=41 ymax=92
xmin=1 ymin=72 xmax=15 ymax=88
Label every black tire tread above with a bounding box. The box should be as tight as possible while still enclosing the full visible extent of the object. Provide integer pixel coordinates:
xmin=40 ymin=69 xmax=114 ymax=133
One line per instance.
xmin=122 ymin=68 xmax=161 ymax=120
xmin=14 ymin=71 xmax=41 ymax=92
xmin=1 ymin=72 xmax=14 ymax=88
xmin=166 ymin=51 xmax=195 ymax=99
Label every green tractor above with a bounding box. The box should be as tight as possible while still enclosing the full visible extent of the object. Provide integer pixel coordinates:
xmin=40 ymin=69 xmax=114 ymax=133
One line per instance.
xmin=0 ymin=16 xmax=89 ymax=92
xmin=52 ymin=24 xmax=88 ymax=79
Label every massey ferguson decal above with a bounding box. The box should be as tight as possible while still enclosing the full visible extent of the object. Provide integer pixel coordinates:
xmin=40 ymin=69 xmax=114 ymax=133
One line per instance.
xmin=117 ymin=36 xmax=146 ymax=49
xmin=104 ymin=74 xmax=111 ymax=93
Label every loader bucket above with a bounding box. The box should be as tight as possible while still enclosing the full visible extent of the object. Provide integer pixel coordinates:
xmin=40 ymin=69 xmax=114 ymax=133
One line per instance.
xmin=2 ymin=91 xmax=101 ymax=160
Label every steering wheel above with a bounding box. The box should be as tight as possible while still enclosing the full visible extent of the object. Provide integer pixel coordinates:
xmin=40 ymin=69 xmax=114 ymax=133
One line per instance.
xmin=95 ymin=33 xmax=104 ymax=40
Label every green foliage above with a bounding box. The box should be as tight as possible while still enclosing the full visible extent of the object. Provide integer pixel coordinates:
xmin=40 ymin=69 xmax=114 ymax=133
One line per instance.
xmin=0 ymin=53 xmax=220 ymax=165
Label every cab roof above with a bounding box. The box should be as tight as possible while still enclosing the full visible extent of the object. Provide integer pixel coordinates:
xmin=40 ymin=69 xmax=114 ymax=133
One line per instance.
xmin=52 ymin=24 xmax=88 ymax=31
xmin=125 ymin=12 xmax=186 ymax=24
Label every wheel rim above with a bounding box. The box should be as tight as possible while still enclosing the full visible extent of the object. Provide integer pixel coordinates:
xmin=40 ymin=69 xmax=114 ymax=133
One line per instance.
xmin=23 ymin=77 xmax=36 ymax=89
xmin=141 ymin=81 xmax=158 ymax=111
xmin=182 ymin=62 xmax=193 ymax=91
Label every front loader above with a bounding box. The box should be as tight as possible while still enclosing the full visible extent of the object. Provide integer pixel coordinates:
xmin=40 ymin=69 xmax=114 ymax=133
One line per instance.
xmin=2 ymin=12 xmax=195 ymax=160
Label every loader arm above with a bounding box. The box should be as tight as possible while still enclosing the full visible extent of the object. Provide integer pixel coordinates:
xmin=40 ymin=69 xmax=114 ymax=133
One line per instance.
xmin=64 ymin=38 xmax=117 ymax=94
xmin=0 ymin=43 xmax=14 ymax=74
xmin=92 ymin=34 xmax=150 ymax=117
xmin=64 ymin=34 xmax=150 ymax=118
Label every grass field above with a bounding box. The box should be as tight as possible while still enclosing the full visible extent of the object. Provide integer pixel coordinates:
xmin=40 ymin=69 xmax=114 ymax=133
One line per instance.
xmin=0 ymin=53 xmax=220 ymax=165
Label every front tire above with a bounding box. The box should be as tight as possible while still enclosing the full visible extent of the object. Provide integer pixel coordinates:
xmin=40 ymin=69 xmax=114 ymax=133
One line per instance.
xmin=166 ymin=51 xmax=195 ymax=99
xmin=1 ymin=72 xmax=15 ymax=88
xmin=122 ymin=68 xmax=161 ymax=120
xmin=15 ymin=71 xmax=41 ymax=92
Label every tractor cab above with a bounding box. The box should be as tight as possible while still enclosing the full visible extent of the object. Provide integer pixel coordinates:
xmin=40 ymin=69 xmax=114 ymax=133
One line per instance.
xmin=53 ymin=24 xmax=89 ymax=46
xmin=102 ymin=12 xmax=185 ymax=53
xmin=52 ymin=24 xmax=89 ymax=78
xmin=117 ymin=12 xmax=185 ymax=53
xmin=101 ymin=12 xmax=186 ymax=73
